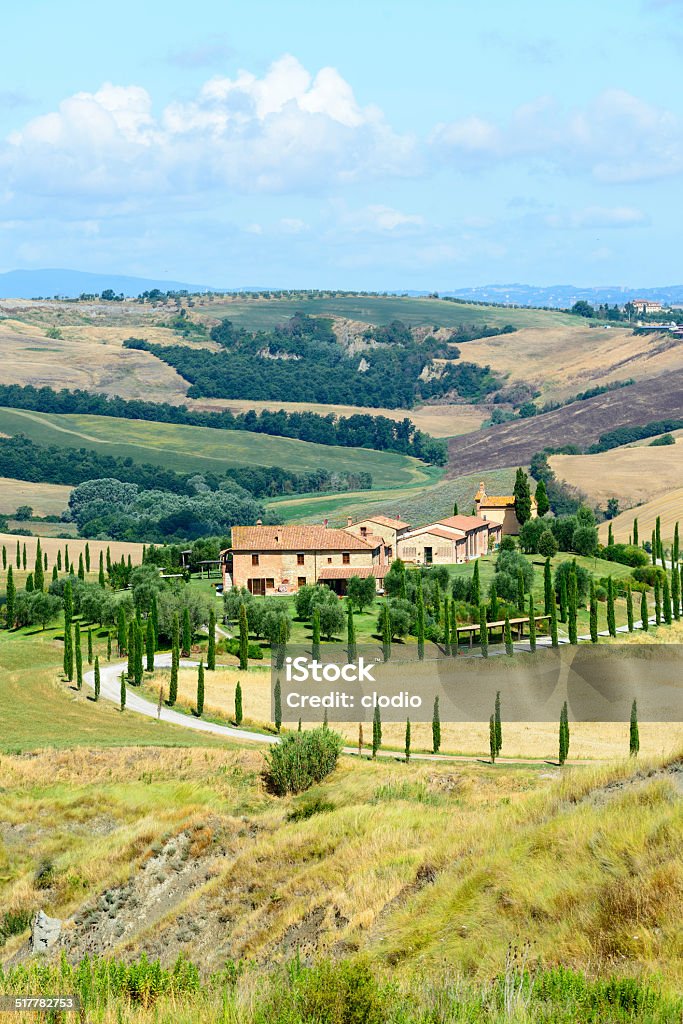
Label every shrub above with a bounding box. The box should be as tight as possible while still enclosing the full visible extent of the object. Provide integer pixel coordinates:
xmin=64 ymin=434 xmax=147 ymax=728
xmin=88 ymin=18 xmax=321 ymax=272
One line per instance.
xmin=254 ymin=958 xmax=386 ymax=1024
xmin=218 ymin=638 xmax=263 ymax=660
xmin=494 ymin=550 xmax=533 ymax=601
xmin=499 ymin=535 xmax=516 ymax=552
xmin=650 ymin=433 xmax=675 ymax=446
xmin=286 ymin=794 xmax=335 ymax=821
xmin=538 ymin=529 xmax=558 ymax=557
xmin=554 ymin=560 xmax=591 ymax=605
xmin=633 ymin=565 xmax=667 ymax=586
xmin=264 ymin=728 xmax=344 ymax=795
xmin=572 ymin=525 xmax=599 ymax=556
xmin=600 ymin=543 xmax=649 ymax=567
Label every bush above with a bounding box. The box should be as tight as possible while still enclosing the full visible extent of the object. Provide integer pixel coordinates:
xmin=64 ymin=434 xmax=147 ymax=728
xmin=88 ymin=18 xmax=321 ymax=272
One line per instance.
xmin=633 ymin=565 xmax=667 ymax=586
xmin=572 ymin=525 xmax=599 ymax=556
xmin=600 ymin=543 xmax=649 ymax=567
xmin=650 ymin=433 xmax=675 ymax=446
xmin=286 ymin=794 xmax=335 ymax=821
xmin=494 ymin=550 xmax=533 ymax=601
xmin=264 ymin=728 xmax=344 ymax=795
xmin=518 ymin=518 xmax=546 ymax=553
xmin=554 ymin=560 xmax=591 ymax=604
xmin=499 ymin=535 xmax=516 ymax=552
xmin=218 ymin=638 xmax=263 ymax=660
xmin=254 ymin=959 xmax=386 ymax=1024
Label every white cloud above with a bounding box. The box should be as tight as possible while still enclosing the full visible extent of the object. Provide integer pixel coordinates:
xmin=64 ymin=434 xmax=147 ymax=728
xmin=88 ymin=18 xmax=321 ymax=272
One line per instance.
xmin=432 ymin=89 xmax=683 ymax=182
xmin=546 ymin=205 xmax=647 ymax=229
xmin=2 ymin=56 xmax=416 ymax=201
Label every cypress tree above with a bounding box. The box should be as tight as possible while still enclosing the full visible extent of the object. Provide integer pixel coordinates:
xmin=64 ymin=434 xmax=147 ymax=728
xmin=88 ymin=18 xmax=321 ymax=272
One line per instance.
xmin=663 ymin=574 xmax=672 ymax=625
xmin=641 ymin=589 xmax=649 ymax=631
xmin=513 ymin=467 xmax=532 ymax=525
xmin=182 ymin=606 xmax=192 ymax=657
xmin=87 ymin=627 xmax=93 ymax=665
xmin=63 ymin=616 xmax=73 ymax=680
xmin=416 ymin=578 xmax=425 ymax=661
xmin=274 ymin=677 xmax=282 ymax=733
xmin=312 ymin=606 xmax=321 ymax=661
xmin=535 ymin=478 xmax=550 ymax=517
xmin=5 ymin=565 xmax=15 ymax=630
xmin=405 ymin=718 xmax=411 ymax=762
xmin=94 ymin=656 xmax=100 ymax=701
xmin=84 ymin=543 xmax=90 ymax=574
xmin=51 ymin=565 xmax=57 ymax=582
xmin=127 ymin=622 xmax=135 ymax=681
xmin=607 ymin=522 xmax=614 ymax=546
xmin=651 ymin=529 xmax=656 ymax=565
xmin=22 ymin=544 xmax=26 ymax=570
xmin=151 ymin=594 xmax=158 ymax=649
xmin=450 ymin=600 xmax=457 ymax=656
xmin=25 ymin=573 xmax=33 ymax=593
xmin=654 ymin=576 xmax=661 ymax=626
xmin=559 ymin=573 xmax=568 ymax=622
xmin=120 ymin=670 xmax=126 ymax=711
xmin=1 ymin=545 xmax=5 ymax=570
xmin=169 ymin=613 xmax=179 ymax=704
xmin=207 ymin=608 xmax=216 ymax=670
xmin=98 ymin=551 xmax=105 ymax=588
xmin=433 ymin=580 xmax=441 ymax=625
xmin=559 ymin=702 xmax=569 ymax=765
xmin=117 ymin=605 xmax=127 ymax=654
xmin=656 ymin=516 xmax=662 ymax=565
xmin=504 ymin=612 xmax=513 ymax=656
xmin=626 ymin=584 xmax=634 ymax=632
xmin=589 ymin=579 xmax=598 ymax=643
xmin=471 ymin=561 xmax=480 ymax=606
xmin=495 ymin=690 xmax=502 ymax=755
xmin=442 ymin=595 xmax=451 ymax=654
xmin=432 ymin=696 xmax=441 ymax=754
xmin=479 ymin=603 xmax=488 ymax=658
xmin=75 ymin=624 xmax=83 ymax=690
xmin=276 ymin=617 xmax=287 ymax=670
xmin=674 ymin=522 xmax=680 ymax=566
xmin=15 ymin=540 xmax=20 ymax=569
xmin=238 ymin=604 xmax=248 ymax=671
xmin=372 ymin=704 xmax=380 ymax=758
xmin=145 ymin=617 xmax=154 ymax=672
xmin=453 ymin=500 xmax=458 ymax=516
xmin=358 ymin=722 xmax=364 ymax=757
xmin=127 ymin=554 xmax=132 ymax=570
xmin=488 ymin=582 xmax=499 ymax=622
xmin=381 ymin=602 xmax=391 ymax=662
xmin=516 ymin=569 xmax=525 ymax=613
xmin=489 ymin=714 xmax=497 ymax=764
xmin=77 ymin=552 xmax=84 ymax=581
xmin=347 ymin=602 xmax=357 ymax=663
xmin=528 ymin=594 xmax=536 ymax=652
xmin=568 ymin=569 xmax=578 ymax=645
xmin=543 ymin=557 xmax=552 ymax=616
xmin=64 ymin=545 xmax=69 ymax=573
xmin=550 ymin=589 xmax=559 ymax=647
xmin=196 ymin=660 xmax=204 ymax=716
xmin=234 ymin=680 xmax=243 ymax=725
xmin=106 ymin=546 xmax=112 ymax=574
xmin=34 ymin=539 xmax=44 ymax=592
xmin=672 ymin=568 xmax=680 ymax=621
xmin=629 ymin=699 xmax=639 ymax=757
xmin=57 ymin=549 xmax=62 ymax=572
xmin=606 ymin=576 xmax=616 ymax=637
xmin=633 ymin=517 xmax=639 ymax=547
xmin=107 ymin=631 xmax=112 ymax=661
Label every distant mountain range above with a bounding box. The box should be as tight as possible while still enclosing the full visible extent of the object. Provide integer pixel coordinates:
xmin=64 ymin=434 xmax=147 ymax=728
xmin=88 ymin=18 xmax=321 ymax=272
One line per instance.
xmin=443 ymin=284 xmax=683 ymax=307
xmin=0 ymin=269 xmax=221 ymax=299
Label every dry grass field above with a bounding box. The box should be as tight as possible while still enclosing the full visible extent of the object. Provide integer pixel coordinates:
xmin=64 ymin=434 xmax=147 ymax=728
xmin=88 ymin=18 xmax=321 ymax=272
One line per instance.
xmin=551 ymin=435 xmax=683 ymax=507
xmin=598 ymin=488 xmax=683 ymax=543
xmin=146 ymin=664 xmax=683 ymax=761
xmin=0 ymin=477 xmax=71 ymax=516
xmin=0 ymin=531 xmax=144 ymax=565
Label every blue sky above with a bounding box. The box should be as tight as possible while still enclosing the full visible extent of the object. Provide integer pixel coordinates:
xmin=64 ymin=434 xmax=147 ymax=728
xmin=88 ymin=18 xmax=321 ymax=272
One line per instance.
xmin=2 ymin=0 xmax=683 ymax=289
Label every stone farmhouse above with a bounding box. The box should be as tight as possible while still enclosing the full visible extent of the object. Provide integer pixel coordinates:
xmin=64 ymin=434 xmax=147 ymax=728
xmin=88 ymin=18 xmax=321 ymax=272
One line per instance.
xmin=474 ymin=481 xmax=537 ymax=535
xmin=397 ymin=514 xmax=500 ymax=565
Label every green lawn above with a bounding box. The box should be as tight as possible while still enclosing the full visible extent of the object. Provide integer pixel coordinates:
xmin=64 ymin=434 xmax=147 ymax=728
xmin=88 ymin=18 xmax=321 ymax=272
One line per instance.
xmin=0 ymin=408 xmax=431 ymax=489
xmin=198 ymin=295 xmax=580 ymax=331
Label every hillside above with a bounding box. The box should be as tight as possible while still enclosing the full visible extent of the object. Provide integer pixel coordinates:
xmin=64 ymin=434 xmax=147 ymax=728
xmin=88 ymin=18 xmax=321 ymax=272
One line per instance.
xmin=551 ymin=435 xmax=683 ymax=507
xmin=598 ymin=489 xmax=683 ymax=543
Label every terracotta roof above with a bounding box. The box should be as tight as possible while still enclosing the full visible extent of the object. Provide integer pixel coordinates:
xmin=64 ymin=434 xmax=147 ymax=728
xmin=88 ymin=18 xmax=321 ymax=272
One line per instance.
xmin=356 ymin=514 xmax=411 ymax=529
xmin=318 ymin=565 xmax=390 ymax=580
xmin=230 ymin=526 xmax=374 ymax=552
xmin=438 ymin=514 xmax=490 ymax=530
xmin=476 ymin=495 xmax=537 ymax=509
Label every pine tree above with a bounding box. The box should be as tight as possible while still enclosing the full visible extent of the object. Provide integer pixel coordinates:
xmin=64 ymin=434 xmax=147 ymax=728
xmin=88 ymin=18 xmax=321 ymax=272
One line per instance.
xmin=87 ymin=627 xmax=93 ymax=665
xmin=606 ymin=576 xmax=616 ymax=637
xmin=182 ymin=607 xmax=192 ymax=657
xmin=5 ymin=565 xmax=15 ymax=630
xmin=145 ymin=617 xmax=154 ymax=672
xmin=663 ymin=574 xmax=672 ymax=625
xmin=479 ymin=603 xmax=488 ymax=658
xmin=75 ymin=624 xmax=83 ymax=690
xmin=347 ymin=602 xmax=357 ymax=663
xmin=543 ymin=557 xmax=552 ymax=616
xmin=312 ymin=606 xmax=321 ymax=661
xmin=672 ymin=568 xmax=680 ymax=621
xmin=98 ymin=551 xmax=105 ymax=588
xmin=641 ymin=589 xmax=649 ymax=631
xmin=127 ymin=622 xmax=135 ymax=681
xmin=416 ymin=578 xmax=425 ymax=661
xmin=589 ymin=579 xmax=598 ymax=643
xmin=234 ymin=680 xmax=243 ymax=725
xmin=471 ymin=561 xmax=480 ymax=606
xmin=34 ymin=539 xmax=44 ymax=592
xmin=633 ymin=517 xmax=639 ymax=547
xmin=528 ymin=594 xmax=536 ymax=652
xmin=494 ymin=690 xmax=502 ymax=755
xmin=504 ymin=612 xmax=513 ymax=656
xmin=372 ymin=704 xmax=381 ymax=758
xmin=196 ymin=661 xmax=205 ymax=716
xmin=535 ymin=479 xmax=550 ymax=517
xmin=513 ymin=467 xmax=532 ymax=525
xmin=489 ymin=714 xmax=497 ymax=764
xmin=626 ymin=584 xmax=634 ymax=632
xmin=107 ymin=632 xmax=112 ymax=661
xmin=77 ymin=553 xmax=85 ymax=581
xmin=558 ymin=702 xmax=569 ymax=765
xmin=405 ymin=718 xmax=411 ymax=762
xmin=568 ymin=569 xmax=578 ymax=645
xmin=169 ymin=614 xmax=179 ymax=705
xmin=238 ymin=605 xmax=248 ymax=671
xmin=274 ymin=678 xmax=282 ymax=733
xmin=120 ymin=671 xmax=126 ymax=711
xmin=94 ymin=656 xmax=100 ymax=701
xmin=381 ymin=601 xmax=391 ymax=662
xmin=432 ymin=696 xmax=441 ymax=754
xmin=516 ymin=569 xmax=525 ymax=613
xmin=654 ymin=577 xmax=661 ymax=626
xmin=550 ymin=589 xmax=559 ymax=647
xmin=117 ymin=605 xmax=127 ymax=654
xmin=629 ymin=699 xmax=639 ymax=757
xmin=207 ymin=608 xmax=216 ymax=670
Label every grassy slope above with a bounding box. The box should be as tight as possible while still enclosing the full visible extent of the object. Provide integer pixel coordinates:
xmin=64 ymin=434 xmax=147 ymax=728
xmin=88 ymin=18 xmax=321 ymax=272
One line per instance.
xmin=0 ymin=477 xmax=71 ymax=517
xmin=598 ymin=488 xmax=683 ymax=544
xmin=0 ymin=408 xmax=430 ymax=489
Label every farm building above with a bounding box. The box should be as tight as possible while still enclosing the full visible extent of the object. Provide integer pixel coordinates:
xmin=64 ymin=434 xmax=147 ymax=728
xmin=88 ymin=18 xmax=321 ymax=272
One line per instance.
xmin=344 ymin=513 xmax=411 ymax=562
xmin=474 ymin=481 xmax=537 ymax=535
xmin=397 ymin=514 xmax=500 ymax=565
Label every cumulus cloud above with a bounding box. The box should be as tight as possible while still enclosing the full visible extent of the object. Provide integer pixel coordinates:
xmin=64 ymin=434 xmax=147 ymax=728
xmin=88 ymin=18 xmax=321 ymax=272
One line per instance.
xmin=1 ymin=55 xmax=416 ymax=201
xmin=431 ymin=89 xmax=683 ymax=182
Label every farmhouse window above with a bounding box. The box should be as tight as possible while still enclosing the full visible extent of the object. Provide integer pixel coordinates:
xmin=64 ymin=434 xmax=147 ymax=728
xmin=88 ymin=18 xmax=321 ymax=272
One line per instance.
xmin=251 ymin=553 xmax=259 ymax=566
xmin=298 ymin=577 xmax=306 ymax=588
xmin=342 ymin=552 xmax=350 ymax=564
xmin=297 ymin=552 xmax=305 ymax=565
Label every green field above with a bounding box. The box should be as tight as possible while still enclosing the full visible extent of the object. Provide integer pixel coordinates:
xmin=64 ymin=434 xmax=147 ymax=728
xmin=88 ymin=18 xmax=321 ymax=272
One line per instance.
xmin=0 ymin=408 xmax=432 ymax=489
xmin=198 ymin=294 xmax=580 ymax=330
